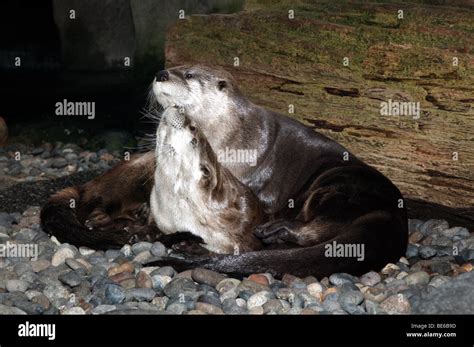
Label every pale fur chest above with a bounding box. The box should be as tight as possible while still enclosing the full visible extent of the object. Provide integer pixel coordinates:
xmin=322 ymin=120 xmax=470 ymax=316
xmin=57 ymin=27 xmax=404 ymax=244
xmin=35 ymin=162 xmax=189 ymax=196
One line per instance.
xmin=149 ymin=157 xmax=236 ymax=254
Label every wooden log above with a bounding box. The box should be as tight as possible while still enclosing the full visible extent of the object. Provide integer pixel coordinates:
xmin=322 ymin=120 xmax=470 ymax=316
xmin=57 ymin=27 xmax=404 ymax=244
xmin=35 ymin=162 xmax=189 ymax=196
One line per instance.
xmin=163 ymin=1 xmax=474 ymax=227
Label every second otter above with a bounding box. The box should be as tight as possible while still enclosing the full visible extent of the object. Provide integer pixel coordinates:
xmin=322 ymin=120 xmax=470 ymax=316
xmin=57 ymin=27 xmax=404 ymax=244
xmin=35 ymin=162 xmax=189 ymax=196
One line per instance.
xmin=151 ymin=107 xmax=263 ymax=254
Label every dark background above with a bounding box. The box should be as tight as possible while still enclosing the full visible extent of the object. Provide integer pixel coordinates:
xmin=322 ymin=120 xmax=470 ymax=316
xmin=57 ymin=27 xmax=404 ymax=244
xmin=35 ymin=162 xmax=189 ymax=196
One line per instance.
xmin=0 ymin=0 xmax=243 ymax=146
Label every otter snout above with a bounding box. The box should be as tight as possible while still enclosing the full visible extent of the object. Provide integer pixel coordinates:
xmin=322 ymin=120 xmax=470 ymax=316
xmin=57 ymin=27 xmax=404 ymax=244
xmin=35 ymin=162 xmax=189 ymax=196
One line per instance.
xmin=156 ymin=70 xmax=169 ymax=82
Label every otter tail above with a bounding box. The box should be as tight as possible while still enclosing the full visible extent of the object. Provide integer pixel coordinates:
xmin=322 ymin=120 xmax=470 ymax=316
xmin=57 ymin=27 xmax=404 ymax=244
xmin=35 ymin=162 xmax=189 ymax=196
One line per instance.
xmin=147 ymin=211 xmax=407 ymax=279
xmin=40 ymin=187 xmax=130 ymax=250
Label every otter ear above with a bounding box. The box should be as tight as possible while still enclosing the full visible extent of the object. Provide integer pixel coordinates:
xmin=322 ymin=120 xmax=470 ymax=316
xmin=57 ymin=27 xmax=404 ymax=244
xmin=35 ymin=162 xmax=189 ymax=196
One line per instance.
xmin=217 ymin=80 xmax=227 ymax=91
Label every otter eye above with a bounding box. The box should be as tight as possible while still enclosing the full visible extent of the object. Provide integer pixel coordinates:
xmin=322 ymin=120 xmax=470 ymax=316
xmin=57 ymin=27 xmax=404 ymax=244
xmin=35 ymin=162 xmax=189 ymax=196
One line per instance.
xmin=189 ymin=125 xmax=196 ymax=132
xmin=201 ymin=165 xmax=210 ymax=177
xmin=185 ymin=73 xmax=193 ymax=79
xmin=191 ymin=138 xmax=197 ymax=146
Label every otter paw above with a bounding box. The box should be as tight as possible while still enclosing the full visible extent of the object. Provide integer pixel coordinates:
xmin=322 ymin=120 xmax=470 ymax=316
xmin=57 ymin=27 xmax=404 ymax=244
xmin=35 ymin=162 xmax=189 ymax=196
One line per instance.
xmin=84 ymin=210 xmax=113 ymax=230
xmin=254 ymin=220 xmax=297 ymax=244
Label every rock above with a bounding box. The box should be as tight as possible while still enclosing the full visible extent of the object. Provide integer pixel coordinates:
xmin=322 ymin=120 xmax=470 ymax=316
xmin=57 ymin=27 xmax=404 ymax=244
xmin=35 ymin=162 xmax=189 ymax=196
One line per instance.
xmin=216 ymin=278 xmax=240 ymax=293
xmin=78 ymin=247 xmax=95 ymax=256
xmin=163 ymin=278 xmax=198 ymax=298
xmin=405 ymin=244 xmax=419 ymax=258
xmin=428 ymin=275 xmax=451 ymax=288
xmin=307 ymin=282 xmax=324 ymax=299
xmin=109 ymin=271 xmax=135 ymax=284
xmin=51 ymin=246 xmax=76 ymax=266
xmin=125 ymin=288 xmax=156 ymax=302
xmin=64 ymin=258 xmax=86 ymax=272
xmin=222 ymin=298 xmax=247 ymax=314
xmin=132 ymin=251 xmax=152 ymax=264
xmin=197 ymin=294 xmax=222 ymax=308
xmin=43 ymin=283 xmax=70 ymax=308
xmin=275 ymin=287 xmax=296 ymax=301
xmin=151 ymin=266 xmax=175 ymax=278
xmin=419 ymin=246 xmax=437 ymax=259
xmin=58 ymin=271 xmax=82 ymax=287
xmin=51 ymin=158 xmax=68 ymax=169
xmin=175 ymin=270 xmax=193 ymax=279
xmin=105 ymin=284 xmax=126 ymax=304
xmin=0 ymin=304 xmax=27 ymax=314
xmin=441 ymin=227 xmax=470 ymax=239
xmin=75 ymin=259 xmax=92 ymax=271
xmin=62 ymin=307 xmax=86 ymax=315
xmin=338 ymin=290 xmax=364 ymax=313
xmin=30 ymin=294 xmax=50 ymax=310
xmin=248 ymin=306 xmax=264 ymax=315
xmin=329 ymin=273 xmax=357 ymax=286
xmin=419 ymin=219 xmax=449 ymax=236
xmin=120 ymin=245 xmax=133 ymax=257
xmin=136 ymin=271 xmax=153 ymax=289
xmin=131 ymin=242 xmax=153 ymax=255
xmin=380 ymin=263 xmax=400 ymax=277
xmin=405 ymin=271 xmax=430 ymax=286
xmin=151 ymin=296 xmax=169 ymax=311
xmin=364 ymin=287 xmax=388 ymax=303
xmin=247 ymin=291 xmax=273 ymax=310
xmin=6 ymin=279 xmax=29 ymax=293
xmin=380 ymin=294 xmax=411 ymax=314
xmin=151 ymin=274 xmax=172 ymax=291
xmin=105 ymin=250 xmax=121 ymax=260
xmin=414 ymin=272 xmax=474 ymax=314
xmin=108 ymin=262 xmax=134 ymax=277
xmin=262 ymin=299 xmax=284 ymax=314
xmin=92 ymin=305 xmax=117 ymax=315
xmin=408 ymin=231 xmax=424 ymax=244
xmin=150 ymin=242 xmax=167 ymax=257
xmin=358 ymin=271 xmax=381 ymax=287
xmin=429 ymin=261 xmax=452 ymax=275
xmin=237 ymin=279 xmax=269 ymax=294
xmin=192 ymin=268 xmax=226 ymax=287
xmin=166 ymin=303 xmax=187 ymax=314
xmin=12 ymin=300 xmax=45 ymax=314
xmin=365 ymin=299 xmax=383 ymax=314
xmin=248 ymin=274 xmax=270 ymax=287
xmin=195 ymin=302 xmax=223 ymax=314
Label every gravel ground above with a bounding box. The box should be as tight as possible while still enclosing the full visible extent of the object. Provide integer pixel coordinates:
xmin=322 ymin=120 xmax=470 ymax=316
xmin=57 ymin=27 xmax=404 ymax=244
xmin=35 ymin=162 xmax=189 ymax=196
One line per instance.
xmin=0 ymin=144 xmax=473 ymax=315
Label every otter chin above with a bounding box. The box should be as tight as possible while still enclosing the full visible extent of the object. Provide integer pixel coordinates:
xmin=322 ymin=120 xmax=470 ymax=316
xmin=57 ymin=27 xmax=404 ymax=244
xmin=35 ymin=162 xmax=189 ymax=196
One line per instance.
xmin=150 ymin=107 xmax=264 ymax=254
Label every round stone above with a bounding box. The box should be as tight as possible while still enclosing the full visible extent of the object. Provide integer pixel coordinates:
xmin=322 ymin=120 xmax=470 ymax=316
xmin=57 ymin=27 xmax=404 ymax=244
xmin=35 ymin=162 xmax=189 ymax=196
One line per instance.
xmin=150 ymin=242 xmax=167 ymax=257
xmin=247 ymin=291 xmax=272 ymax=309
xmin=405 ymin=271 xmax=430 ymax=286
xmin=329 ymin=273 xmax=356 ymax=286
xmin=192 ymin=268 xmax=226 ymax=287
xmin=380 ymin=294 xmax=411 ymax=314
xmin=58 ymin=271 xmax=82 ymax=288
xmin=6 ymin=279 xmax=29 ymax=293
xmin=307 ymin=282 xmax=324 ymax=298
xmin=419 ymin=246 xmax=437 ymax=259
xmin=131 ymin=242 xmax=153 ymax=255
xmin=360 ymin=271 xmax=381 ymax=287
xmin=62 ymin=307 xmax=86 ymax=315
xmin=195 ymin=302 xmax=223 ymax=314
xmin=105 ymin=284 xmax=126 ymax=304
xmin=51 ymin=247 xmax=76 ymax=266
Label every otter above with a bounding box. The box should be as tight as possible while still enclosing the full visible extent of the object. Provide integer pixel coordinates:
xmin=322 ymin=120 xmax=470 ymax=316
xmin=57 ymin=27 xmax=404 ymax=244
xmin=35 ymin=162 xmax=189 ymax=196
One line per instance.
xmin=41 ymin=65 xmax=408 ymax=278
xmin=151 ymin=106 xmax=263 ymax=253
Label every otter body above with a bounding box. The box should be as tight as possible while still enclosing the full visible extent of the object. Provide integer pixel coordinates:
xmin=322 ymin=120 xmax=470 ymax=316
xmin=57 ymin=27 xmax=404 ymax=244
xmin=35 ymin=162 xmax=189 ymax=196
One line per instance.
xmin=41 ymin=65 xmax=408 ymax=278
xmin=151 ymin=107 xmax=263 ymax=253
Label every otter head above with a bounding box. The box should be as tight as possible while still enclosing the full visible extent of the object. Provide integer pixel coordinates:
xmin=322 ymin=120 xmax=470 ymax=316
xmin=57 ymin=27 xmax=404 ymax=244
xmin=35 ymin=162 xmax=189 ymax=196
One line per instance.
xmin=156 ymin=107 xmax=222 ymax=192
xmin=152 ymin=65 xmax=244 ymax=128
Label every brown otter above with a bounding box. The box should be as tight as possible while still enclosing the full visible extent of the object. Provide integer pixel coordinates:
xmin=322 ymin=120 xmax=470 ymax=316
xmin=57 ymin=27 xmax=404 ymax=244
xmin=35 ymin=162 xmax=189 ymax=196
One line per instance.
xmin=41 ymin=65 xmax=408 ymax=278
xmin=151 ymin=106 xmax=263 ymax=253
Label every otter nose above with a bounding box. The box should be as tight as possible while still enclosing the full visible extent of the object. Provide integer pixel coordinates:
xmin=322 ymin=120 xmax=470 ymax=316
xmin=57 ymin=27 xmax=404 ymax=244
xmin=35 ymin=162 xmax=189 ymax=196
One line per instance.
xmin=156 ymin=70 xmax=169 ymax=82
